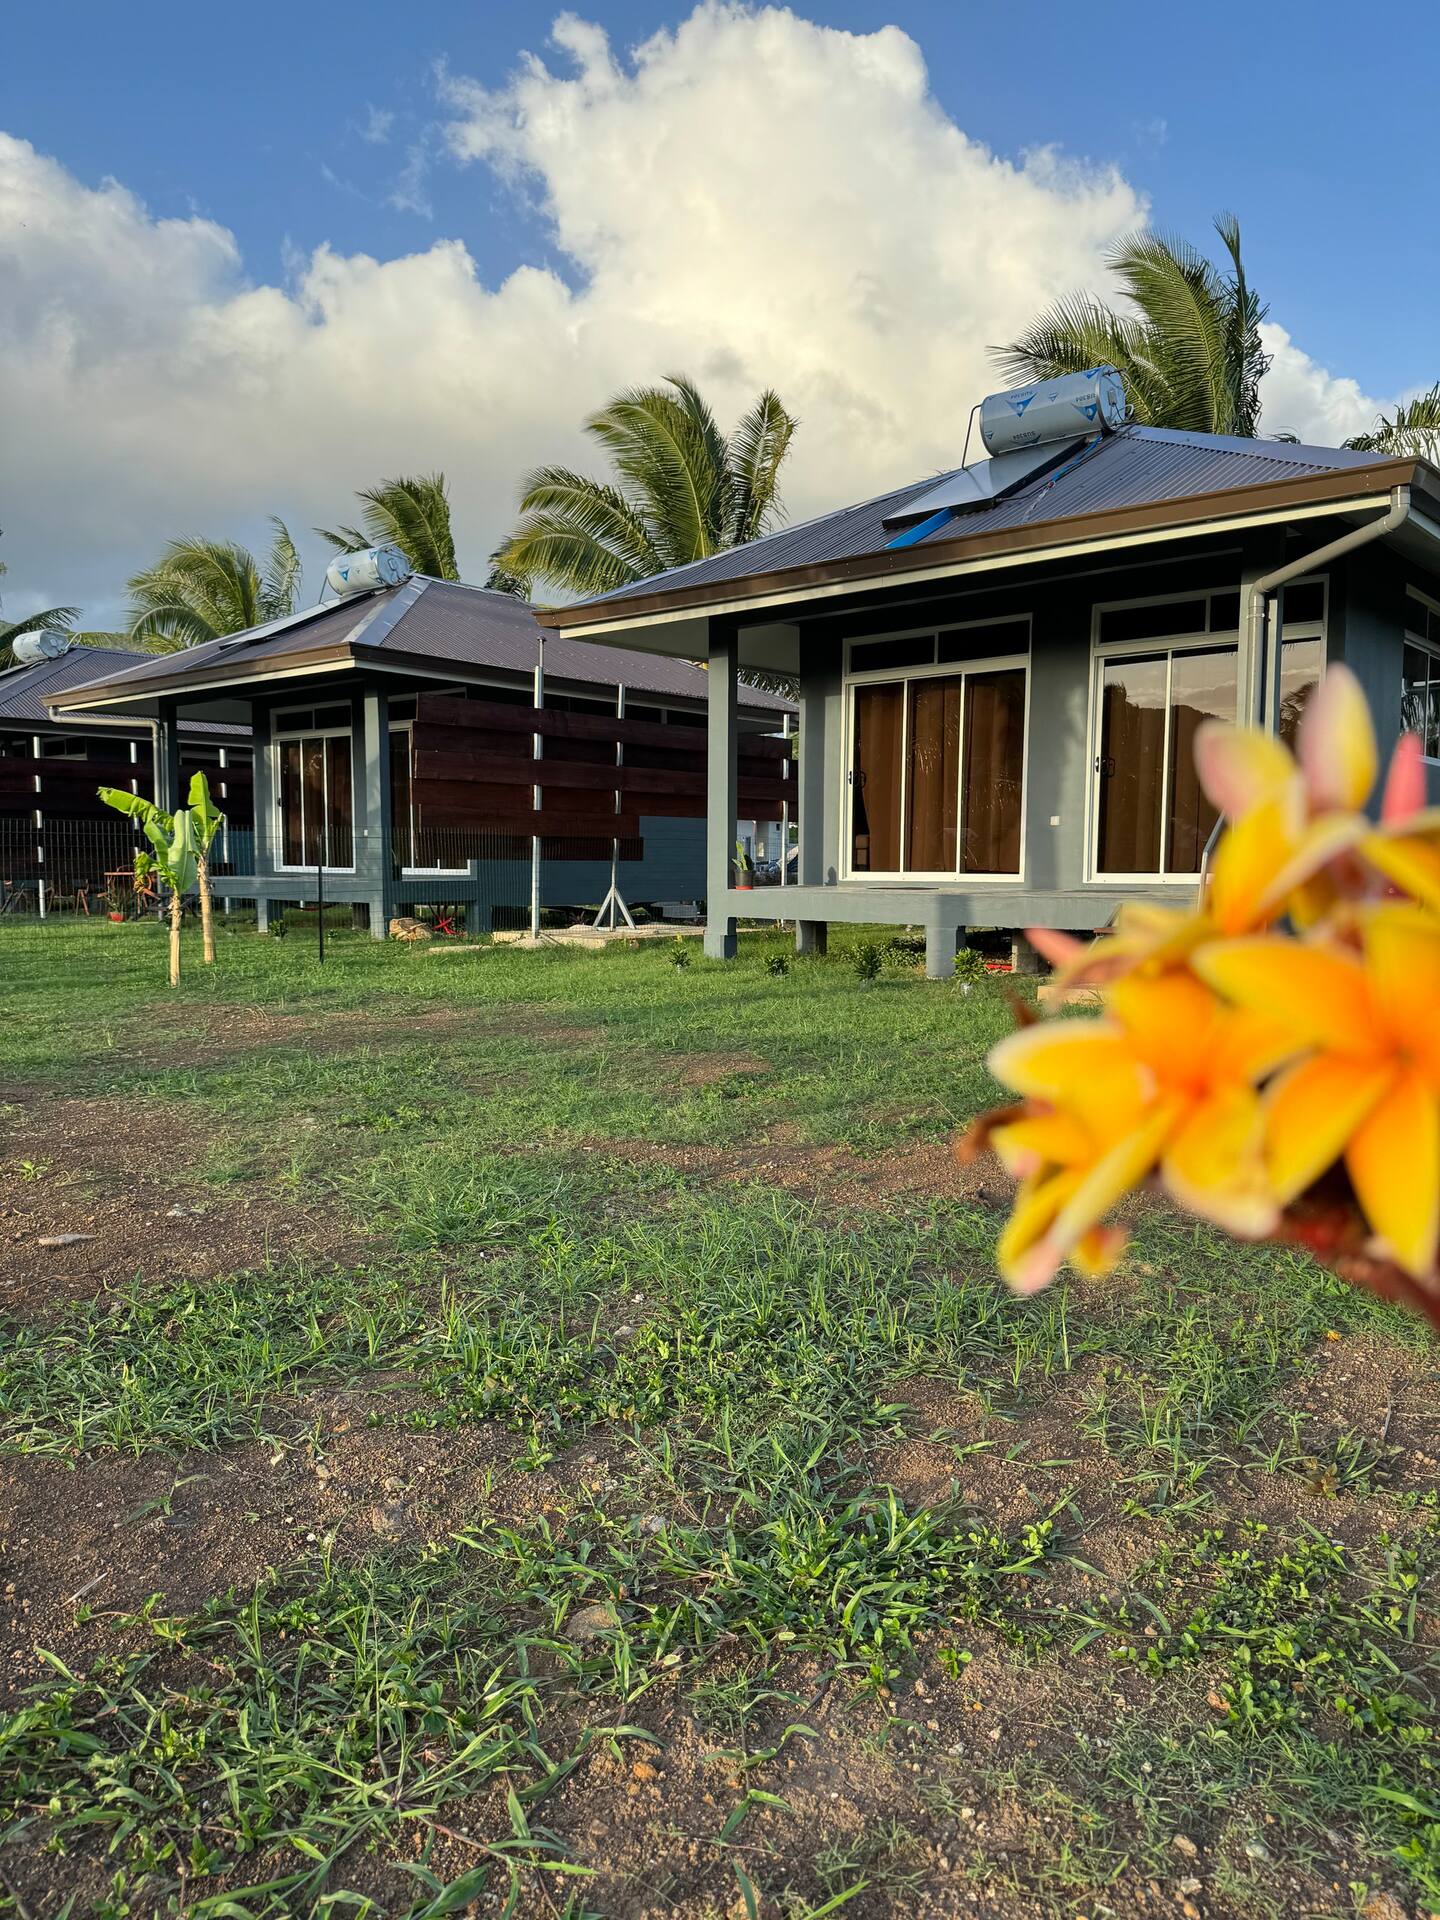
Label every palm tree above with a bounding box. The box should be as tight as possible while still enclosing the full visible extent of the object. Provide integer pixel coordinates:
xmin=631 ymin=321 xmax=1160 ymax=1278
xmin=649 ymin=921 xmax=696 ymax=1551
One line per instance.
xmin=1345 ymin=383 xmax=1440 ymax=457
xmin=994 ymin=214 xmax=1269 ymax=438
xmin=489 ymin=375 xmax=798 ymax=600
xmin=317 ymin=473 xmax=459 ymax=581
xmin=126 ymin=519 xmax=303 ymax=652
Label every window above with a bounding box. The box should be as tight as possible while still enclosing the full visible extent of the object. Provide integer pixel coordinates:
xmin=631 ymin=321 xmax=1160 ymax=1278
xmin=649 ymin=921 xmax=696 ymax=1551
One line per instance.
xmin=1404 ymin=641 xmax=1440 ymax=759
xmin=847 ymin=621 xmax=1028 ymax=877
xmin=276 ymin=730 xmax=353 ymax=868
xmin=1094 ymin=645 xmax=1237 ymax=877
xmin=1278 ymin=636 xmax=1323 ymax=749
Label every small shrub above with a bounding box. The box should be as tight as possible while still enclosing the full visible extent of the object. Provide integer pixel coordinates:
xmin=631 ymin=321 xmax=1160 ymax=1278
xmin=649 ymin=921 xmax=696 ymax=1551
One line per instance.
xmin=883 ymin=932 xmax=926 ymax=965
xmin=765 ymin=952 xmax=791 ymax=978
xmin=954 ymin=946 xmax=988 ymax=985
xmin=853 ymin=940 xmax=883 ymax=986
xmin=669 ymin=937 xmax=693 ymax=970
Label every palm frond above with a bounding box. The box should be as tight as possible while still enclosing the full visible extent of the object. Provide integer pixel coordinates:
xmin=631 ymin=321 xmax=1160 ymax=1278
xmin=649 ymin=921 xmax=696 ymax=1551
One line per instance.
xmin=260 ymin=518 xmax=303 ymax=621
xmin=1346 ymin=382 xmax=1440 ymax=457
xmin=585 ymin=380 xmax=723 ymax=568
xmin=725 ymin=390 xmax=798 ymax=546
xmin=492 ymin=513 xmax=652 ymax=602
xmin=314 ymin=523 xmax=371 ymax=554
xmin=510 ymin=467 xmax=659 ymax=581
xmin=351 ymin=473 xmax=459 ymax=579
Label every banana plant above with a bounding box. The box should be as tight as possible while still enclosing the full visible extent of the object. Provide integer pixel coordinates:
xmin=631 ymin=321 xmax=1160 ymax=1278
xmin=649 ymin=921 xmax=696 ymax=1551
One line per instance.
xmin=186 ymin=772 xmax=225 ymax=964
xmin=98 ymin=784 xmax=212 ymax=986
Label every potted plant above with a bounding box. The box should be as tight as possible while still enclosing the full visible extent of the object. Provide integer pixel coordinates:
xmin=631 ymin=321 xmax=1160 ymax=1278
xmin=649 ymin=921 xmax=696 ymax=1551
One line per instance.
xmin=734 ymin=839 xmax=754 ymax=892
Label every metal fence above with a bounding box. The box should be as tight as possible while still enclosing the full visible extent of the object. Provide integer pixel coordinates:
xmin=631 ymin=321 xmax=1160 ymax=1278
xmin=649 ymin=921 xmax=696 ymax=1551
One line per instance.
xmin=0 ymin=816 xmax=775 ymax=932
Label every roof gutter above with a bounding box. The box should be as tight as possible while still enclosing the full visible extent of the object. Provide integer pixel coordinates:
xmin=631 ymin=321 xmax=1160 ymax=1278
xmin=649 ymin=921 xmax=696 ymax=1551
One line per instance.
xmin=1244 ymin=484 xmax=1411 ymax=723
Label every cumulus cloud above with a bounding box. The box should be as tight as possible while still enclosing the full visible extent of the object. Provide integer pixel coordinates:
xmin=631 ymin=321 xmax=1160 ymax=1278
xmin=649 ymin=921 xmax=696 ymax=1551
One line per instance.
xmin=0 ymin=3 xmax=1399 ymax=626
xmin=1258 ymin=322 xmax=1385 ymax=447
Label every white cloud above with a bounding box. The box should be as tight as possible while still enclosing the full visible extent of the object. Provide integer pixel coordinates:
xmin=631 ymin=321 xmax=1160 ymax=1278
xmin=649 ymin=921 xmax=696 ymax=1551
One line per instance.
xmin=1258 ymin=321 xmax=1384 ymax=447
xmin=0 ymin=4 xmax=1399 ymax=629
xmin=360 ymin=104 xmax=395 ymax=145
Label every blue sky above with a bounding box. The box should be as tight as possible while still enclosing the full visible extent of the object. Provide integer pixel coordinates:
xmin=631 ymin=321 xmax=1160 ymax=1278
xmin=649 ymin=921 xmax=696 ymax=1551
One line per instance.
xmin=8 ymin=0 xmax=1435 ymax=395
xmin=2 ymin=1 xmax=1437 ymax=620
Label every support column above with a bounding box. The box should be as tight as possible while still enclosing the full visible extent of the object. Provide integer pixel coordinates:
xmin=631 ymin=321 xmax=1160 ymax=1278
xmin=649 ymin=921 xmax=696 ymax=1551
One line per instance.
xmin=154 ymin=702 xmax=182 ymax=813
xmin=925 ymin=917 xmax=958 ymax=981
xmin=359 ymin=685 xmax=392 ymax=940
xmin=704 ymin=621 xmax=739 ymax=960
xmin=795 ymin=920 xmax=827 ymax=958
xmin=250 ymin=702 xmax=274 ymax=934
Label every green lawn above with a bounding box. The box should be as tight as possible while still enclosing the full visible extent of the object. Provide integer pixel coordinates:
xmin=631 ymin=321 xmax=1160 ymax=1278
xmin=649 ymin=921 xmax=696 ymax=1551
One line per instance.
xmin=0 ymin=918 xmax=1436 ymax=1920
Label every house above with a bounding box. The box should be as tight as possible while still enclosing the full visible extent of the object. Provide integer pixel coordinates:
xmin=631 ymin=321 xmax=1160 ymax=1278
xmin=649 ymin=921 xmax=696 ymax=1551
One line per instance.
xmin=0 ymin=642 xmax=252 ymax=910
xmin=46 ymin=575 xmax=793 ymax=932
xmin=540 ymin=370 xmax=1440 ymax=975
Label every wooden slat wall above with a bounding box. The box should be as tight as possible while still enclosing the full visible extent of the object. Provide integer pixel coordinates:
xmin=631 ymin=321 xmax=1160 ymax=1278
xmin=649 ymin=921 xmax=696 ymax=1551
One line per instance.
xmin=411 ymin=693 xmax=796 ymax=827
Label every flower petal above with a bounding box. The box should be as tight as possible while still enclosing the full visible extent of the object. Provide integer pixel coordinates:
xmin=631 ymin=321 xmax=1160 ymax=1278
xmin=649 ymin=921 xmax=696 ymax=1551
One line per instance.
xmin=1364 ymin=830 xmax=1440 ymax=914
xmin=1162 ymin=1084 xmax=1277 ymax=1237
xmin=1345 ymin=1070 xmax=1440 ymax=1278
xmin=1036 ymin=1099 xmax=1181 ymax=1282
xmin=1194 ymin=721 xmax=1296 ymax=816
xmin=1362 ymin=906 xmax=1440 ymax=1078
xmin=996 ymin=1168 xmax=1080 ymax=1294
xmin=987 ymin=1020 xmax=1141 ymax=1103
xmin=1194 ymin=937 xmax=1384 ymax=1056
xmin=1207 ymin=789 xmax=1307 ymax=934
xmin=1262 ymin=1055 xmax=1395 ymax=1203
xmin=1381 ymin=732 xmax=1427 ymax=824
xmin=1299 ymin=664 xmax=1377 ymax=812
xmin=992 ymin=1107 xmax=1095 ymax=1176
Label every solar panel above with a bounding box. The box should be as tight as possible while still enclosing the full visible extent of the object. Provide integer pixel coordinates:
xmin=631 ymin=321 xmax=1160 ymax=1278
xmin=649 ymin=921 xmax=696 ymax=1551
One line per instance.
xmin=880 ymin=438 xmax=1087 ymax=532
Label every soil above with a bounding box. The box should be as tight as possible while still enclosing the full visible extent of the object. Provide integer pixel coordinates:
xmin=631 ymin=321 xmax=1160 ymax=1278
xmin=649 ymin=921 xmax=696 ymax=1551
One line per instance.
xmin=584 ymin=1127 xmax=1009 ymax=1216
xmin=0 ymin=1092 xmax=365 ymax=1319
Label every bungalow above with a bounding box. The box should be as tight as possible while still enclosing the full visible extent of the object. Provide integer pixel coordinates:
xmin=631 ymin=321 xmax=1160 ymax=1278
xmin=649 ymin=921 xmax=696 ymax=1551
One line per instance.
xmin=46 ymin=574 xmax=793 ymax=933
xmin=0 ymin=641 xmax=251 ymax=911
xmin=540 ymin=371 xmax=1440 ymax=975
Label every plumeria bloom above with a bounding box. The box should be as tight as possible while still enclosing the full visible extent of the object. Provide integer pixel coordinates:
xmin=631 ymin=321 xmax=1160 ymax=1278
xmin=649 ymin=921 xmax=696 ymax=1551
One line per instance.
xmin=985 ymin=971 xmax=1296 ymax=1293
xmin=1194 ymin=905 xmax=1440 ymax=1280
xmin=1029 ymin=667 xmax=1424 ymax=992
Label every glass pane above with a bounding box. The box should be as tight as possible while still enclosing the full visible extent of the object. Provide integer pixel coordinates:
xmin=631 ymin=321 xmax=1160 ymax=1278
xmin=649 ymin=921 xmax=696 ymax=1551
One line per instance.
xmin=390 ymin=730 xmax=413 ymax=870
xmin=326 ymin=736 xmax=353 ymax=866
xmin=1100 ymin=600 xmax=1207 ymax=645
xmin=280 ymin=741 xmax=304 ymax=865
xmin=301 ymin=741 xmax=326 ymax=866
xmin=850 ymin=635 xmax=934 ymax=673
xmin=962 ymin=668 xmax=1026 ymax=874
xmin=1402 ymin=645 xmax=1436 ymax=754
xmin=851 ymin=684 xmax=904 ymax=872
xmin=1166 ymin=647 xmax=1237 ymax=872
xmin=1096 ymin=655 xmax=1167 ymax=874
xmin=904 ymin=677 xmax=962 ymax=872
xmin=937 ymin=621 xmax=1028 ymax=664
xmin=1278 ymin=636 xmax=1323 ymax=749
xmin=1282 ymin=582 xmax=1324 ymax=626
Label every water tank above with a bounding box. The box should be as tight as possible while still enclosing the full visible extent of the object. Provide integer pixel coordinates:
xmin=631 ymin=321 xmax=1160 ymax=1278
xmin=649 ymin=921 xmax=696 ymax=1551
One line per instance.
xmin=10 ymin=628 xmax=71 ymax=665
xmin=325 ymin=545 xmax=412 ymax=598
xmin=979 ymin=368 xmax=1128 ymax=456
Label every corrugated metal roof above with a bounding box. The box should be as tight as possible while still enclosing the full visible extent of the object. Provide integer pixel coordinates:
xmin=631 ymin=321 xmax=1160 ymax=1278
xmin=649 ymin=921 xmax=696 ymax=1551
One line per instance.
xmin=49 ymin=579 xmax=793 ymax=716
xmin=0 ymin=646 xmax=245 ymax=734
xmin=565 ymin=427 xmax=1390 ymax=608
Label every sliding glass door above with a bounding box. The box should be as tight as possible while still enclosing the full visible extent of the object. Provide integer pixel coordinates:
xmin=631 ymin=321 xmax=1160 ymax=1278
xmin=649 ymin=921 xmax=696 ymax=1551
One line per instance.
xmin=277 ymin=732 xmax=354 ymax=869
xmin=849 ymin=660 xmax=1026 ymax=878
xmin=1093 ymin=645 xmax=1236 ymax=877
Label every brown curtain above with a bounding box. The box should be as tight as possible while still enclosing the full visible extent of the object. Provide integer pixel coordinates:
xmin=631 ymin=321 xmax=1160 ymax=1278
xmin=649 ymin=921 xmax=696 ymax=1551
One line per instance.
xmin=851 ymin=684 xmax=903 ymax=872
xmin=905 ymin=676 xmax=962 ymax=871
xmin=326 ymin=736 xmax=354 ymax=867
xmin=1165 ymin=648 xmax=1235 ymax=872
xmin=962 ymin=668 xmax=1025 ymax=873
xmin=1096 ymin=657 xmax=1166 ymax=874
xmin=279 ymin=741 xmax=304 ymax=866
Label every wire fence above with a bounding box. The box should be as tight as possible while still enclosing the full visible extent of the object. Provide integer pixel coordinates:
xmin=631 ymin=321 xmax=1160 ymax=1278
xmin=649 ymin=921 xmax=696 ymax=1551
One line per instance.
xmin=0 ymin=816 xmax=789 ymax=936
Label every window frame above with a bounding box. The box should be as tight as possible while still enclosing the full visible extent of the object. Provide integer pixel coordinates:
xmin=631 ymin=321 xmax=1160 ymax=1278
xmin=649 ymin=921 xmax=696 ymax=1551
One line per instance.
xmin=271 ymin=707 xmax=356 ymax=874
xmin=388 ymin=720 xmax=472 ymax=877
xmin=840 ymin=614 xmax=1031 ymax=883
xmin=1085 ymin=588 xmax=1247 ymax=886
xmin=1404 ymin=587 xmax=1440 ymax=765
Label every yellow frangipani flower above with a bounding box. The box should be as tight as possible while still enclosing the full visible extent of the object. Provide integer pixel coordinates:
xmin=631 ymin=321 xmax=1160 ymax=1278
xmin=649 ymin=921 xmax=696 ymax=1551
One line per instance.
xmin=1194 ymin=906 xmax=1440 ymax=1279
xmin=986 ymin=972 xmax=1296 ymax=1294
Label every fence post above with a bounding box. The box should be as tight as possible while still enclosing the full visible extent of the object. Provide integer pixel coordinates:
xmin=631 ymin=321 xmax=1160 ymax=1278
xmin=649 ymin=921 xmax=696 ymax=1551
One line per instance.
xmin=316 ymin=858 xmax=325 ymax=965
xmin=530 ymin=633 xmax=545 ymax=941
